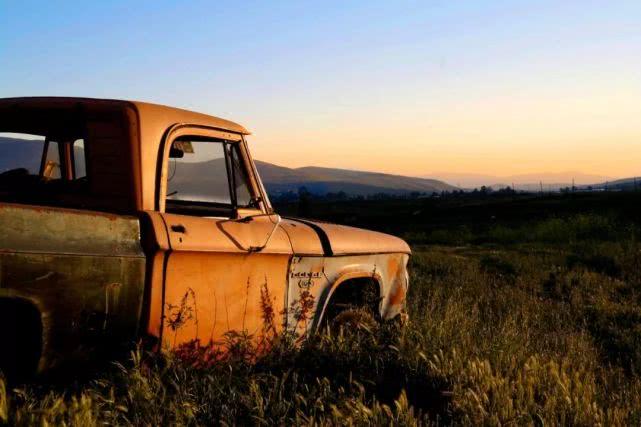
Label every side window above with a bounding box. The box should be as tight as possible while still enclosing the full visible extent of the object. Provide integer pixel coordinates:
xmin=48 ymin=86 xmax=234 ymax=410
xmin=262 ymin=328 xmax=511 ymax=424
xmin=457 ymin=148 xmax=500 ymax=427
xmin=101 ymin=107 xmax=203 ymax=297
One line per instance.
xmin=72 ymin=139 xmax=86 ymax=179
xmin=41 ymin=139 xmax=87 ymax=181
xmin=0 ymin=133 xmax=89 ymax=204
xmin=42 ymin=140 xmax=62 ymax=179
xmin=229 ymin=143 xmax=253 ymax=207
xmin=165 ymin=138 xmax=257 ymax=216
xmin=167 ymin=139 xmax=231 ymax=204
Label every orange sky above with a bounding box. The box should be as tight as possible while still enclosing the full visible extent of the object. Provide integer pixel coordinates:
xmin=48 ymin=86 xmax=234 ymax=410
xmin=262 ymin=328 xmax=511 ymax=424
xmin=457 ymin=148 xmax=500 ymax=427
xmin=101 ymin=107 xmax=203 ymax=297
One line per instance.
xmin=3 ymin=2 xmax=640 ymax=179
xmin=247 ymin=76 xmax=641 ymax=179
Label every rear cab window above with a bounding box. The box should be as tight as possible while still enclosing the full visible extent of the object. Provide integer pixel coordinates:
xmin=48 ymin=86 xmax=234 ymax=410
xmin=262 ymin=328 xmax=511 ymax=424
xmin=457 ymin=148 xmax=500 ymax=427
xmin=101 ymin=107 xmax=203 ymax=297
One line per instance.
xmin=0 ymin=105 xmax=135 ymax=212
xmin=0 ymin=132 xmax=87 ymax=198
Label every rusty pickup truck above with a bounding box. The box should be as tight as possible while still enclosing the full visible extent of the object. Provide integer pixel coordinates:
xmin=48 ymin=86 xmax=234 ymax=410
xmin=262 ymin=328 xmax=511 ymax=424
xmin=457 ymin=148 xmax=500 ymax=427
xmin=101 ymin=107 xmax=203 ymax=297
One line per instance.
xmin=0 ymin=97 xmax=410 ymax=378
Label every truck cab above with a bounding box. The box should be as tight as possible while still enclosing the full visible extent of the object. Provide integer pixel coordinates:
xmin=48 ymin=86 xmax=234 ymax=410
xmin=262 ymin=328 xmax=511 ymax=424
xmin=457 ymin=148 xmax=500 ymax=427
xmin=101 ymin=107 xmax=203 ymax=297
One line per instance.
xmin=0 ymin=97 xmax=410 ymax=378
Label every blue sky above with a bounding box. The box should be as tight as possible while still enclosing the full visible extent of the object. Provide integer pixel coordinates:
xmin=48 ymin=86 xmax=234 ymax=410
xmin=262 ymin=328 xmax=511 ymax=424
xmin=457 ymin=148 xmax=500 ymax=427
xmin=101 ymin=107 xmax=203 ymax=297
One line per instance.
xmin=2 ymin=1 xmax=640 ymax=177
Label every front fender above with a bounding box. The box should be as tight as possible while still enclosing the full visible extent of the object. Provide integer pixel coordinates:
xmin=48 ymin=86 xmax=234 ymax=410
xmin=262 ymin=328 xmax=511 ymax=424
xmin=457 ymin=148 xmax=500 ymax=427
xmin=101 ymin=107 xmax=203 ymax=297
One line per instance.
xmin=286 ymin=253 xmax=409 ymax=335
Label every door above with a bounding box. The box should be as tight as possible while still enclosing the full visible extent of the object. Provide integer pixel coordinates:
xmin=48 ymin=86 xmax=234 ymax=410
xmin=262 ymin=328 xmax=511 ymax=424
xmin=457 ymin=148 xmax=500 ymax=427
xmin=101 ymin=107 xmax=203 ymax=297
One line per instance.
xmin=157 ymin=129 xmax=293 ymax=350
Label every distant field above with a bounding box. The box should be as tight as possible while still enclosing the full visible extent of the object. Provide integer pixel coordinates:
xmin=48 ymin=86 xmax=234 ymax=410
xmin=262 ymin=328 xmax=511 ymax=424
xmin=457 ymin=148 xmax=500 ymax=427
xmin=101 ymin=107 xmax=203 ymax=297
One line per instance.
xmin=2 ymin=192 xmax=641 ymax=425
xmin=273 ymin=191 xmax=641 ymax=236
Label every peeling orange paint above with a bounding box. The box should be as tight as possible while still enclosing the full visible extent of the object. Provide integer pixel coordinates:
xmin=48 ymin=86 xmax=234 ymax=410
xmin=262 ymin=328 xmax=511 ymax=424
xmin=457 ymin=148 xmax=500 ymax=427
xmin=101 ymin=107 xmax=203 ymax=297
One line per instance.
xmin=0 ymin=97 xmax=412 ymax=373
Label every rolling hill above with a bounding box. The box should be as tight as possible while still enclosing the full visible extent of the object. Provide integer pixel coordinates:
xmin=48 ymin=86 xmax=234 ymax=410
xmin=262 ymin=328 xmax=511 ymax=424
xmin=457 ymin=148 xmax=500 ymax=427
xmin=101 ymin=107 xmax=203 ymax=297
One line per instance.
xmin=255 ymin=161 xmax=456 ymax=195
xmin=5 ymin=135 xmax=637 ymax=196
xmin=428 ymin=171 xmax=613 ymax=191
xmin=164 ymin=158 xmax=456 ymax=198
xmin=586 ymin=176 xmax=641 ymax=191
xmin=1 ymin=136 xmax=455 ymax=196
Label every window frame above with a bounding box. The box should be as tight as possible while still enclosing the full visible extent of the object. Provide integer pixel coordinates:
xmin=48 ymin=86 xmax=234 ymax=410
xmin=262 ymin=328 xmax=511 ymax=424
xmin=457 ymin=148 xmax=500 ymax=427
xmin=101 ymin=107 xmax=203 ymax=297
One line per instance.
xmin=35 ymin=137 xmax=87 ymax=182
xmin=158 ymin=126 xmax=264 ymax=218
xmin=38 ymin=138 xmax=62 ymax=179
xmin=70 ymin=139 xmax=87 ymax=180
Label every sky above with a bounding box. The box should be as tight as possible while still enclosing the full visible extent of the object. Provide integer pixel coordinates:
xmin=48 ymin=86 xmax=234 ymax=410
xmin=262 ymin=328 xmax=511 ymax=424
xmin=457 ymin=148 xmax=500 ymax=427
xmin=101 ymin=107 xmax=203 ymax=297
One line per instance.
xmin=1 ymin=1 xmax=640 ymax=179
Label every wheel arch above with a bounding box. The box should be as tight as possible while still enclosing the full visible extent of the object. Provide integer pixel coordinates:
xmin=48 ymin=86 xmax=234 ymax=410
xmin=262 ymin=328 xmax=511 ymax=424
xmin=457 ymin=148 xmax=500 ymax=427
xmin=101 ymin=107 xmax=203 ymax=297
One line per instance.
xmin=313 ymin=271 xmax=383 ymax=330
xmin=0 ymin=296 xmax=45 ymax=380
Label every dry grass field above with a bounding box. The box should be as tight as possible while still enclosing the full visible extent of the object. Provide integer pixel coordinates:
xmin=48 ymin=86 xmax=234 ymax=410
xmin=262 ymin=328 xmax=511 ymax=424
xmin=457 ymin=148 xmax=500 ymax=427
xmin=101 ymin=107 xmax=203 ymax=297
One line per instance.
xmin=2 ymin=194 xmax=641 ymax=425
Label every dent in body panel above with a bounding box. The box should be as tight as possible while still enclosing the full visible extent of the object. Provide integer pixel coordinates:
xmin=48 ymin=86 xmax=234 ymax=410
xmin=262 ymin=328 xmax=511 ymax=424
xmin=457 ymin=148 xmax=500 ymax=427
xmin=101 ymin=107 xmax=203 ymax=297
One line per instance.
xmin=0 ymin=203 xmax=146 ymax=370
xmin=286 ymin=253 xmax=409 ymax=336
xmin=0 ymin=252 xmax=145 ymax=371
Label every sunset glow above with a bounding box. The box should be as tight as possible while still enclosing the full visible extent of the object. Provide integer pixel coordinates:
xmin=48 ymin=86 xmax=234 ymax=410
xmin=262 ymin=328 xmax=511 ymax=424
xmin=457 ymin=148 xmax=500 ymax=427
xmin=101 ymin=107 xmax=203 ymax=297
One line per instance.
xmin=2 ymin=1 xmax=639 ymax=179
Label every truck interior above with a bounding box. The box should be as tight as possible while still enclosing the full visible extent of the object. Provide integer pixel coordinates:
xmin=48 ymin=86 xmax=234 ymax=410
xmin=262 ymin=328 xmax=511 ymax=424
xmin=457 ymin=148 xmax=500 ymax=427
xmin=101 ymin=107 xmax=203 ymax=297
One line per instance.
xmin=0 ymin=131 xmax=88 ymax=206
xmin=0 ymin=105 xmax=134 ymax=212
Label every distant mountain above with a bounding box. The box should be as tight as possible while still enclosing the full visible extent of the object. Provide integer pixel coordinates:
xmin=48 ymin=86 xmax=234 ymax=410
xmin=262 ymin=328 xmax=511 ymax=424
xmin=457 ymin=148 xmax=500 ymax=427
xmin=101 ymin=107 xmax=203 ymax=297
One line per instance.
xmin=0 ymin=137 xmax=44 ymax=173
xmin=166 ymin=159 xmax=456 ymax=198
xmin=586 ymin=176 xmax=641 ymax=191
xmin=256 ymin=161 xmax=456 ymax=196
xmin=426 ymin=171 xmax=614 ymax=191
xmin=1 ymin=136 xmax=455 ymax=196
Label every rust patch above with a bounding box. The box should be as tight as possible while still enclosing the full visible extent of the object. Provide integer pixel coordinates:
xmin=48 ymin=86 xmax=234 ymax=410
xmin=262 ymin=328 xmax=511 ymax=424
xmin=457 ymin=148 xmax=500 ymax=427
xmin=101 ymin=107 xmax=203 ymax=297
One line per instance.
xmin=387 ymin=256 xmax=400 ymax=280
xmin=388 ymin=280 xmax=406 ymax=306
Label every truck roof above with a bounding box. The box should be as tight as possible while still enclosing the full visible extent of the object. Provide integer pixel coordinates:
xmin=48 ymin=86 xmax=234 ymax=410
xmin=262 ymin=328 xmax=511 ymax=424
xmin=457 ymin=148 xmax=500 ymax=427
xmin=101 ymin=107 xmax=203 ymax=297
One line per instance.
xmin=0 ymin=96 xmax=250 ymax=135
xmin=0 ymin=96 xmax=252 ymax=211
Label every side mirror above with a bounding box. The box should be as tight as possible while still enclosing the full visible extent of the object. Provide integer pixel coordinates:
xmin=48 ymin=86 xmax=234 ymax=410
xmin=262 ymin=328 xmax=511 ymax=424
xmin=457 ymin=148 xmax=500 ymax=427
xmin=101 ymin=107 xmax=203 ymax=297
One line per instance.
xmin=248 ymin=214 xmax=281 ymax=252
xmin=219 ymin=213 xmax=282 ymax=253
xmin=169 ymin=147 xmax=185 ymax=158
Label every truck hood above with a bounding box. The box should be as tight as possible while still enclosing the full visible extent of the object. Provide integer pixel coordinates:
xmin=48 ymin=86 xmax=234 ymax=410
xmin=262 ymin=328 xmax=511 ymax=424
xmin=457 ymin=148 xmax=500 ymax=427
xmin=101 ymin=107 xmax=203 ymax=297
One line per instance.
xmin=279 ymin=217 xmax=411 ymax=257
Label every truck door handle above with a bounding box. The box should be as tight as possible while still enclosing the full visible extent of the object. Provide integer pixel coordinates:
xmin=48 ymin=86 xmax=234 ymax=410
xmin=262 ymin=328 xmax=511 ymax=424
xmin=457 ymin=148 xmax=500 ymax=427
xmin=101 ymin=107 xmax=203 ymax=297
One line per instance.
xmin=171 ymin=224 xmax=186 ymax=233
